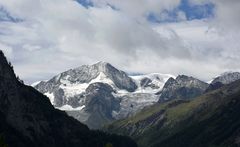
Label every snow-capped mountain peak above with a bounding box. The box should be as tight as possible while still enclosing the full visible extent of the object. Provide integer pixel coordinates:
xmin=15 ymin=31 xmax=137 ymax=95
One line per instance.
xmin=206 ymin=71 xmax=240 ymax=92
xmin=212 ymin=71 xmax=240 ymax=85
xmin=34 ymin=62 xmax=138 ymax=108
xmin=33 ymin=62 xmax=175 ymax=129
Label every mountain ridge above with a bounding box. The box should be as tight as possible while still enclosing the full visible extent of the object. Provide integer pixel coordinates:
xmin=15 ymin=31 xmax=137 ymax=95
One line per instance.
xmin=33 ymin=61 xmax=240 ymax=130
xmin=33 ymin=62 xmax=173 ymax=129
xmin=0 ymin=50 xmax=137 ymax=147
xmin=206 ymin=72 xmax=240 ymax=92
xmin=105 ymin=78 xmax=240 ymax=147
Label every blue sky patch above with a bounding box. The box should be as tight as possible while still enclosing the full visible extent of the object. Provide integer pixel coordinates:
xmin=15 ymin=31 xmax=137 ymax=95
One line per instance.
xmin=75 ymin=0 xmax=93 ymax=8
xmin=148 ymin=0 xmax=215 ymax=23
xmin=70 ymin=0 xmax=215 ymax=23
xmin=179 ymin=0 xmax=214 ymax=20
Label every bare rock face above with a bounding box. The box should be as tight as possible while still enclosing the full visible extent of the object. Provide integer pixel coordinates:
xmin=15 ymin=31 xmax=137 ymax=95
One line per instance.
xmin=80 ymin=82 xmax=120 ymax=129
xmin=140 ymin=77 xmax=153 ymax=87
xmin=139 ymin=77 xmax=159 ymax=89
xmin=0 ymin=50 xmax=137 ymax=147
xmin=159 ymin=75 xmax=209 ymax=102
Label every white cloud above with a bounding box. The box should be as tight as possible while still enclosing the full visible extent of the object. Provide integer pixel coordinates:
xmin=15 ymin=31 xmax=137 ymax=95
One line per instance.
xmin=90 ymin=0 xmax=181 ymax=21
xmin=0 ymin=0 xmax=239 ymax=84
xmin=212 ymin=0 xmax=240 ymax=31
xmin=0 ymin=42 xmax=13 ymax=58
xmin=191 ymin=0 xmax=240 ymax=31
xmin=154 ymin=19 xmax=240 ymax=79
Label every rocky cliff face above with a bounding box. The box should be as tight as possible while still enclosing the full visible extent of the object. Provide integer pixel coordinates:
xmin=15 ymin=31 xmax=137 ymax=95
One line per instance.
xmin=68 ymin=82 xmax=121 ymax=129
xmin=159 ymin=75 xmax=209 ymax=102
xmin=0 ymin=50 xmax=137 ymax=147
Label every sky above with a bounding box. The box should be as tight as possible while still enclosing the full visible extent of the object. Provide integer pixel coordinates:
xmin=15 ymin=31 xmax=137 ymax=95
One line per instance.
xmin=0 ymin=0 xmax=240 ymax=84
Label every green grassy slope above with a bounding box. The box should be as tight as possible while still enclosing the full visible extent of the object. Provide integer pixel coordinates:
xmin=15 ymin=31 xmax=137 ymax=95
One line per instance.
xmin=106 ymin=80 xmax=240 ymax=147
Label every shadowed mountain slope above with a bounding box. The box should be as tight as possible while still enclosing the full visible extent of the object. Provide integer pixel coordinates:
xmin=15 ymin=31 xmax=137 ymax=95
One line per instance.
xmin=106 ymin=78 xmax=240 ymax=147
xmin=0 ymin=50 xmax=137 ymax=147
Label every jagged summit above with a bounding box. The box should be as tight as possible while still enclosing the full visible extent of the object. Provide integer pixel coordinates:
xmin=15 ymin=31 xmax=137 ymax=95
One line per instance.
xmin=206 ymin=71 xmax=240 ymax=92
xmin=35 ymin=61 xmax=137 ymax=95
xmin=74 ymin=61 xmax=111 ymax=72
xmin=175 ymin=75 xmax=208 ymax=88
xmin=69 ymin=61 xmax=137 ymax=92
xmin=220 ymin=71 xmax=238 ymax=76
xmin=94 ymin=61 xmax=111 ymax=66
xmin=176 ymin=75 xmax=189 ymax=79
xmin=212 ymin=71 xmax=240 ymax=85
xmin=159 ymin=75 xmax=209 ymax=102
xmin=176 ymin=75 xmax=197 ymax=80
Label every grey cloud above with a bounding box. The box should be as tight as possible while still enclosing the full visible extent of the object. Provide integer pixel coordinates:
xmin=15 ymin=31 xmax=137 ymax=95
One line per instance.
xmin=212 ymin=0 xmax=240 ymax=34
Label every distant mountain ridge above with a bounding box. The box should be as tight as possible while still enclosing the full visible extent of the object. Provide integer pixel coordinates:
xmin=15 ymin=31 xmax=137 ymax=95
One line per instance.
xmin=212 ymin=72 xmax=240 ymax=84
xmin=34 ymin=62 xmax=173 ymax=129
xmin=33 ymin=61 xmax=240 ymax=130
xmin=207 ymin=72 xmax=240 ymax=91
xmin=3 ymin=45 xmax=239 ymax=147
xmin=105 ymin=79 xmax=240 ymax=147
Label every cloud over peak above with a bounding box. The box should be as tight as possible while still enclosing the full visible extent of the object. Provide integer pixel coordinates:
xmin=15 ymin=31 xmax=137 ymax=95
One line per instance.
xmin=0 ymin=0 xmax=239 ymax=84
